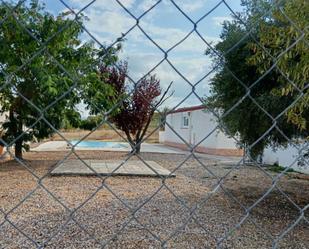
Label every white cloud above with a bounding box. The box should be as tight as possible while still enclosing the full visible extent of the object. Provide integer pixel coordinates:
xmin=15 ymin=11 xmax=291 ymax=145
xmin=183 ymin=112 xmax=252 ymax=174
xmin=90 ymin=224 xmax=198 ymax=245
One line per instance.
xmin=138 ymin=0 xmax=160 ymax=12
xmin=177 ymin=0 xmax=205 ymax=12
xmin=85 ymin=9 xmax=135 ymax=36
xmin=65 ymin=0 xmax=220 ymax=53
xmin=166 ymin=0 xmax=205 ymax=12
xmin=118 ymin=0 xmax=136 ymax=8
xmin=70 ymin=0 xmax=136 ymax=10
xmin=64 ymin=0 xmax=217 ymax=109
xmin=137 ymin=0 xmax=206 ymax=15
xmin=61 ymin=2 xmax=136 ymax=44
xmin=138 ymin=21 xmax=220 ymax=53
xmin=122 ymin=49 xmax=212 ymax=82
xmin=212 ymin=16 xmax=233 ymax=26
xmin=169 ymin=57 xmax=212 ymax=81
xmin=122 ymin=51 xmax=212 ymax=101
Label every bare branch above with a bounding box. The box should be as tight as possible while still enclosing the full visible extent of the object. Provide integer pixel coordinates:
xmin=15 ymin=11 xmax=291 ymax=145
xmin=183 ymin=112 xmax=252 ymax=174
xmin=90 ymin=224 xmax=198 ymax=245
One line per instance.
xmin=154 ymin=81 xmax=173 ymax=109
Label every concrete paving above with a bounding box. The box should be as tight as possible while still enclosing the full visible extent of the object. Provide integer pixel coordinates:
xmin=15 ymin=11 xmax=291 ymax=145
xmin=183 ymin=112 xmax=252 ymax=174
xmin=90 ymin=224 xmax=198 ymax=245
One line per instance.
xmin=50 ymin=160 xmax=175 ymax=177
xmin=32 ymin=141 xmax=67 ymax=151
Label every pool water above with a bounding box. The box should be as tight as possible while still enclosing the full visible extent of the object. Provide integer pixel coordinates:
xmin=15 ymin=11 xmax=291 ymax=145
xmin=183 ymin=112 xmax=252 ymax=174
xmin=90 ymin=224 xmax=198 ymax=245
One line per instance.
xmin=70 ymin=140 xmax=128 ymax=148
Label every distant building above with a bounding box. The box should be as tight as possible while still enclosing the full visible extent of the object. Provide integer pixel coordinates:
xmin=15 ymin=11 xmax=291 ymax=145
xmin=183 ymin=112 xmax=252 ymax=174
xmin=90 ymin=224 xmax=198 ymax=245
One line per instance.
xmin=159 ymin=105 xmax=243 ymax=156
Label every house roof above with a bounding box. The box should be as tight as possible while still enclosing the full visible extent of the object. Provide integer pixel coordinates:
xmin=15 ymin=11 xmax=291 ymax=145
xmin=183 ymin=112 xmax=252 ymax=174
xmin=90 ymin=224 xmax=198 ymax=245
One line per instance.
xmin=168 ymin=105 xmax=205 ymax=114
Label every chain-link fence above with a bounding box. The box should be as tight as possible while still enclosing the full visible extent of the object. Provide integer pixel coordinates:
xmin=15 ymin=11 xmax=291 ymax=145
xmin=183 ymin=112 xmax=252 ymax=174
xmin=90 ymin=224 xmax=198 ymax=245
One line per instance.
xmin=0 ymin=0 xmax=308 ymax=248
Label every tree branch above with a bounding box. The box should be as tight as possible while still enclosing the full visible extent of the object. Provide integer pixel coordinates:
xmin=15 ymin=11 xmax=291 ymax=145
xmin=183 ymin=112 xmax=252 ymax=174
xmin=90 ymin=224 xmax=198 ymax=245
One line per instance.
xmin=139 ymin=81 xmax=174 ymax=142
xmin=124 ymin=128 xmax=134 ymax=147
xmin=154 ymin=81 xmax=173 ymax=109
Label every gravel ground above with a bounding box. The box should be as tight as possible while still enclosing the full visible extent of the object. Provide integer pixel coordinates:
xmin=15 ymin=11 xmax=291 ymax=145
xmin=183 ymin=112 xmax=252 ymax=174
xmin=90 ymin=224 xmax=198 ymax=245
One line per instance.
xmin=0 ymin=151 xmax=308 ymax=249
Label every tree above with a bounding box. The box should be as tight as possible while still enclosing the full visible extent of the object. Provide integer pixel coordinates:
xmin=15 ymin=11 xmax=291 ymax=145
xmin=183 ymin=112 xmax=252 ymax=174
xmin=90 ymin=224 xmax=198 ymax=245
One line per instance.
xmin=0 ymin=1 xmax=113 ymax=159
xmin=249 ymin=0 xmax=309 ymax=130
xmin=61 ymin=109 xmax=82 ymax=130
xmin=205 ymin=0 xmax=307 ymax=159
xmin=98 ymin=62 xmax=172 ymax=154
xmin=79 ymin=115 xmax=102 ymax=131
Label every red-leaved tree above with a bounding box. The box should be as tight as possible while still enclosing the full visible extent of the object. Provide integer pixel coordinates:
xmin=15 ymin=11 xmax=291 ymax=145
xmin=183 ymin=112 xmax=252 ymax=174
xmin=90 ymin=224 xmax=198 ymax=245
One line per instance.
xmin=101 ymin=61 xmax=172 ymax=154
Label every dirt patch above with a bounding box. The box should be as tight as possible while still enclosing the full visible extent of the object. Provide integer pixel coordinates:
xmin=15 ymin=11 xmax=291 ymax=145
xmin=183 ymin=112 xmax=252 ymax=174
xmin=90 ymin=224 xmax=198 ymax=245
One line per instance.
xmin=0 ymin=151 xmax=308 ymax=248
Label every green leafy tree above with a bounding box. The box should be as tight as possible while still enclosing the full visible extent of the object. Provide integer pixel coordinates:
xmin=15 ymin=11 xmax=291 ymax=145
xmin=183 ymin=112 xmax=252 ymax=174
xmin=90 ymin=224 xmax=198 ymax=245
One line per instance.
xmin=249 ymin=0 xmax=309 ymax=130
xmin=0 ymin=1 xmax=113 ymax=159
xmin=206 ymin=0 xmax=307 ymax=159
xmin=79 ymin=115 xmax=102 ymax=131
xmin=61 ymin=109 xmax=82 ymax=130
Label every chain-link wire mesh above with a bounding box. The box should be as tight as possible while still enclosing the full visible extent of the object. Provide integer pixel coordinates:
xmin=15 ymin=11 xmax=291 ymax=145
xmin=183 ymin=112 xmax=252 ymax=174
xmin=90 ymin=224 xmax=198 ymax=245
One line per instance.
xmin=0 ymin=0 xmax=308 ymax=248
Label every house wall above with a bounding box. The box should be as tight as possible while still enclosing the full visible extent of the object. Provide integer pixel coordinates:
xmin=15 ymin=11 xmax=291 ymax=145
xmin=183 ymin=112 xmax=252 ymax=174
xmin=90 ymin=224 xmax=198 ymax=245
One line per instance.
xmin=160 ymin=109 xmax=243 ymax=156
xmin=262 ymin=144 xmax=309 ymax=174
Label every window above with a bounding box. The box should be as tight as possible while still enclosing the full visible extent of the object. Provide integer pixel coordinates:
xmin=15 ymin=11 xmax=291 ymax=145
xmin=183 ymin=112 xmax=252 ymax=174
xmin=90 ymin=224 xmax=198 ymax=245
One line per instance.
xmin=181 ymin=112 xmax=189 ymax=128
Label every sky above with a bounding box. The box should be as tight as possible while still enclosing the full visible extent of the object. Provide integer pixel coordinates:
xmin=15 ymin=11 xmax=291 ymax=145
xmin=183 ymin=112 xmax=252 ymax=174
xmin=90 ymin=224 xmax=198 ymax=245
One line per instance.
xmin=23 ymin=0 xmax=244 ymax=116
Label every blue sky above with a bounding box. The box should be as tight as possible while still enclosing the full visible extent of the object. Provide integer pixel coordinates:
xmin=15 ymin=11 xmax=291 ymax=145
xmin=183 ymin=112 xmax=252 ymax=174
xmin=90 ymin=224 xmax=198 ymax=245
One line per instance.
xmin=41 ymin=1 xmax=244 ymax=113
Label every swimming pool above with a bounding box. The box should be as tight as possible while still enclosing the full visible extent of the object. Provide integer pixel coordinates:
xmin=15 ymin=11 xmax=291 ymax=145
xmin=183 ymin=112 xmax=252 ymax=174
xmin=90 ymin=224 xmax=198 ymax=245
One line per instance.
xmin=70 ymin=140 xmax=128 ymax=149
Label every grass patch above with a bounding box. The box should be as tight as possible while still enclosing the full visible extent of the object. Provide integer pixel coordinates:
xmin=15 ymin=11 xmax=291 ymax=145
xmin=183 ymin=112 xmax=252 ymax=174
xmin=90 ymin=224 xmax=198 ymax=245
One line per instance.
xmin=267 ymin=163 xmax=296 ymax=173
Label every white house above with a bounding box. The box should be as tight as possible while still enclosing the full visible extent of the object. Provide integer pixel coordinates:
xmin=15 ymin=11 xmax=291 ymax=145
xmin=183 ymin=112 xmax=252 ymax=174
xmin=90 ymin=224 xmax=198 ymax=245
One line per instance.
xmin=159 ymin=105 xmax=243 ymax=156
xmin=159 ymin=105 xmax=308 ymax=174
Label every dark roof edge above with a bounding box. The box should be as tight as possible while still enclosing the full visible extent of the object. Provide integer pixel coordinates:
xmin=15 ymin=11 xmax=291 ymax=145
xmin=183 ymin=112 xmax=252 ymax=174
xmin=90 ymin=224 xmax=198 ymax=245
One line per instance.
xmin=168 ymin=105 xmax=205 ymax=114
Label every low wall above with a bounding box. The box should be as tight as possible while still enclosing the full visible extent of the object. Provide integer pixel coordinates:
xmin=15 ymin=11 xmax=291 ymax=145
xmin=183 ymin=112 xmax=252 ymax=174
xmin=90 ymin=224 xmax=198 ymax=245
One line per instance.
xmin=159 ymin=131 xmax=165 ymax=143
xmin=164 ymin=141 xmax=243 ymax=157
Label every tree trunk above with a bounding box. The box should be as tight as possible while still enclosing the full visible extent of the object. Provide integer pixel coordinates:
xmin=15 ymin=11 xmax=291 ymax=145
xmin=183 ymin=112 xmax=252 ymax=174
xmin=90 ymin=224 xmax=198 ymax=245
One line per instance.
xmin=135 ymin=143 xmax=141 ymax=154
xmin=15 ymin=139 xmax=23 ymax=160
xmin=9 ymin=109 xmax=24 ymax=160
xmin=130 ymin=142 xmax=141 ymax=154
